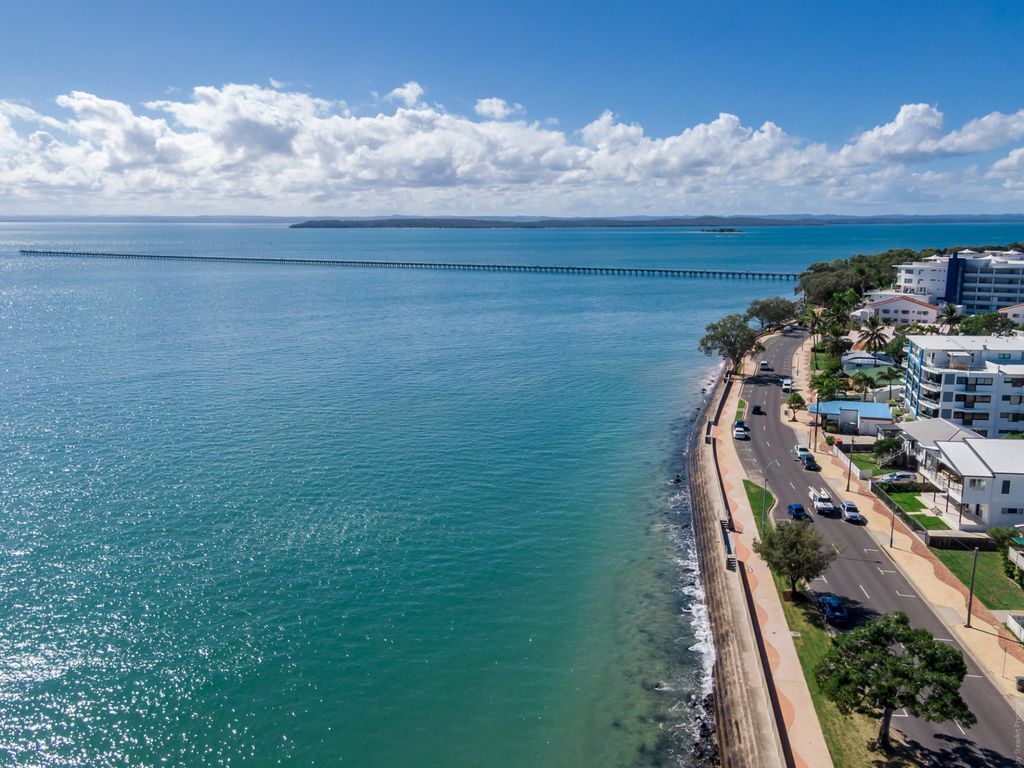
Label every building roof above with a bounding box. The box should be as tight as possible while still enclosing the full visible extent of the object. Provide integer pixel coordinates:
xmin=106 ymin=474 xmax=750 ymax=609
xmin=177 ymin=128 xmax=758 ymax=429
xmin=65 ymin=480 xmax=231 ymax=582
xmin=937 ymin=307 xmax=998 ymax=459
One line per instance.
xmin=841 ymin=351 xmax=896 ymax=366
xmin=897 ymin=418 xmax=981 ymax=449
xmin=936 ymin=440 xmax=993 ymax=478
xmin=808 ymin=400 xmax=893 ymax=419
xmin=999 ymin=303 xmax=1024 ymax=313
xmin=867 ymin=295 xmax=939 ymax=311
xmin=962 ymin=439 xmax=1024 ymax=475
xmin=905 ymin=334 xmax=1024 ymax=352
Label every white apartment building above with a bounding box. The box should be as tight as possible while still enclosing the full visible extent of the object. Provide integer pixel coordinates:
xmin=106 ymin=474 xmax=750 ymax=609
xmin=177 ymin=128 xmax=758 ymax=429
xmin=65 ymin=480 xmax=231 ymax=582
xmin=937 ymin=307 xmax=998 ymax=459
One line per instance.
xmin=1000 ymin=303 xmax=1024 ymax=324
xmin=903 ymin=335 xmax=1024 ymax=437
xmin=929 ymin=438 xmax=1024 ymax=530
xmin=893 ymin=249 xmax=1024 ymax=315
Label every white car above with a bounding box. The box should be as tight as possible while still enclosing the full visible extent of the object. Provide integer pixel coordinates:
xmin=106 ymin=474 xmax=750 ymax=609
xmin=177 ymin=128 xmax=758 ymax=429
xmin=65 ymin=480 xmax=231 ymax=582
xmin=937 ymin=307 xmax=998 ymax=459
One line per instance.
xmin=879 ymin=471 xmax=915 ymax=484
xmin=781 ymin=377 xmax=793 ymax=393
xmin=840 ymin=501 xmax=864 ymax=523
xmin=733 ymin=426 xmax=747 ymax=440
xmin=759 ymin=360 xmax=770 ymax=371
xmin=794 ymin=444 xmax=810 ymax=461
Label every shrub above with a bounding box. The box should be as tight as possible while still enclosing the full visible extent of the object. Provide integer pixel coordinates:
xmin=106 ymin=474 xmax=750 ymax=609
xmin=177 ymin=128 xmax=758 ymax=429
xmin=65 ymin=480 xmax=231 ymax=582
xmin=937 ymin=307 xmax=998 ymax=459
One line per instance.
xmin=825 ymin=435 xmax=835 ymax=446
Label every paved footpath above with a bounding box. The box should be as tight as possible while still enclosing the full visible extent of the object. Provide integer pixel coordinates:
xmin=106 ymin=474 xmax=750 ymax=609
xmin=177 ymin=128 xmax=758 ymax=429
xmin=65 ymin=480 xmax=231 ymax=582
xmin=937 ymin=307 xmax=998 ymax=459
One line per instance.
xmin=788 ymin=336 xmax=1024 ymax=726
xmin=713 ymin=350 xmax=833 ymax=768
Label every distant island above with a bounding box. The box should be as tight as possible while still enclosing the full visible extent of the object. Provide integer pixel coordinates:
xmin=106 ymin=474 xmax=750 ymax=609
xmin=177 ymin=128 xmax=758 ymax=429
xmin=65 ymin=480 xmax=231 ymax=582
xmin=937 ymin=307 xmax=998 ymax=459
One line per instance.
xmin=289 ymin=214 xmax=1024 ymax=230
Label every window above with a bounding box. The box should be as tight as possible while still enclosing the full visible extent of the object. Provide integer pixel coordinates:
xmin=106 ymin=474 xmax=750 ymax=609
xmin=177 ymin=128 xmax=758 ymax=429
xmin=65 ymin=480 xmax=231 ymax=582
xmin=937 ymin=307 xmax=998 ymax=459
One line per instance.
xmin=1003 ymin=508 xmax=1021 ymax=515
xmin=969 ymin=478 xmax=988 ymax=490
xmin=998 ymin=353 xmax=1011 ymax=360
xmin=1003 ymin=480 xmax=1012 ymax=495
xmin=956 ymin=376 xmax=967 ymax=386
xmin=941 ymin=409 xmax=952 ymax=418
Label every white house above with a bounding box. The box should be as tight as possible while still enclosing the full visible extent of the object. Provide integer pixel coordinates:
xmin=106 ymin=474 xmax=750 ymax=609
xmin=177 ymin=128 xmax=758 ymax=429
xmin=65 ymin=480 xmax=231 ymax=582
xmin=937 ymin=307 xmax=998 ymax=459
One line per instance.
xmin=999 ymin=303 xmax=1024 ymax=325
xmin=903 ymin=334 xmax=1024 ymax=437
xmin=929 ymin=438 xmax=1024 ymax=530
xmin=896 ymin=417 xmax=981 ymax=475
xmin=853 ymin=294 xmax=940 ymax=325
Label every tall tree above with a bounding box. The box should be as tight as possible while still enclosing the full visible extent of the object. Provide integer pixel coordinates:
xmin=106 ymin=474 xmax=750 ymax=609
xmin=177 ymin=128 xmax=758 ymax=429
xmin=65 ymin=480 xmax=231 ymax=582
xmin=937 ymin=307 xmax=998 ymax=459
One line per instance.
xmin=820 ymin=330 xmax=853 ymax=359
xmin=698 ymin=315 xmax=765 ymax=377
xmin=857 ymin=316 xmax=888 ymax=352
xmin=817 ymin=612 xmax=975 ymax=752
xmin=753 ymin=520 xmax=836 ymax=595
xmin=938 ymin=303 xmax=961 ymax=331
xmin=745 ymin=297 xmax=797 ymax=331
xmin=803 ymin=307 xmax=824 ymax=349
xmin=875 ymin=367 xmax=901 ymax=400
xmin=885 ymin=334 xmax=908 ymax=367
xmin=851 ymin=371 xmax=874 ymax=401
xmin=810 ymin=372 xmax=843 ymax=402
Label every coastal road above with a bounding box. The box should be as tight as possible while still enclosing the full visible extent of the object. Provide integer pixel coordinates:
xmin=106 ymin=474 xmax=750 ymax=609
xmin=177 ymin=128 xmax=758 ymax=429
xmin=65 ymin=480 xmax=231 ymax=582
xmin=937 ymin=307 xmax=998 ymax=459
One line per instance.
xmin=734 ymin=330 xmax=1023 ymax=767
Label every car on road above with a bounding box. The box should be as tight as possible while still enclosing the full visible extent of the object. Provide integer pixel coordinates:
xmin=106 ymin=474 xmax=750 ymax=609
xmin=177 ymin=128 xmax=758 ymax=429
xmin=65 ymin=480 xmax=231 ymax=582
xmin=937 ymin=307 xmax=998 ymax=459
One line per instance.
xmin=733 ymin=426 xmax=747 ymax=440
xmin=783 ymin=325 xmax=794 ymax=334
xmin=759 ymin=360 xmax=771 ymax=371
xmin=816 ymin=595 xmax=849 ymax=627
xmin=794 ymin=444 xmax=810 ymax=461
xmin=733 ymin=419 xmax=747 ymax=431
xmin=840 ymin=500 xmax=864 ymax=523
xmin=801 ymin=454 xmax=819 ymax=471
xmin=810 ymin=487 xmax=836 ymax=516
xmin=781 ymin=377 xmax=793 ymax=392
xmin=751 ymin=404 xmax=764 ymax=415
xmin=787 ymin=503 xmax=810 ymax=521
xmin=879 ymin=471 xmax=916 ymax=484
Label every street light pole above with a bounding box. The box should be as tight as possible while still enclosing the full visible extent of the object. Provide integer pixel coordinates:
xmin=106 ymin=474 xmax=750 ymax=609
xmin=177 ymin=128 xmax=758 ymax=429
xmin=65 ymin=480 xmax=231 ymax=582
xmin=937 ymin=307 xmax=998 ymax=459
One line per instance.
xmin=846 ymin=434 xmax=855 ymax=491
xmin=966 ymin=546 xmax=980 ymax=628
xmin=760 ymin=458 xmax=783 ymax=536
xmin=888 ymin=503 xmax=896 ymax=548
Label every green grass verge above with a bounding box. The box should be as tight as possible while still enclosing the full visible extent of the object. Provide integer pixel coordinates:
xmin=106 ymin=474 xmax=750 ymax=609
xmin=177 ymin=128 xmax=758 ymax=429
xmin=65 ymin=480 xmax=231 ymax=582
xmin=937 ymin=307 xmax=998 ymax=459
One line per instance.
xmin=813 ymin=351 xmax=840 ymax=372
xmin=735 ymin=398 xmax=747 ymax=421
xmin=850 ymin=453 xmax=886 ymax=475
xmin=930 ymin=548 xmax=1024 ymax=611
xmin=888 ymin=492 xmax=926 ymax=512
xmin=742 ymin=479 xmax=774 ymax=532
xmin=910 ymin=513 xmax=950 ymax=531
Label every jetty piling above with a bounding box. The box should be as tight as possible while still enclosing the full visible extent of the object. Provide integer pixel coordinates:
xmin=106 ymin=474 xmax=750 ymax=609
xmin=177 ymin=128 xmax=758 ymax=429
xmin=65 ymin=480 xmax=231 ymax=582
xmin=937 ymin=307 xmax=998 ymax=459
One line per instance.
xmin=17 ymin=250 xmax=800 ymax=281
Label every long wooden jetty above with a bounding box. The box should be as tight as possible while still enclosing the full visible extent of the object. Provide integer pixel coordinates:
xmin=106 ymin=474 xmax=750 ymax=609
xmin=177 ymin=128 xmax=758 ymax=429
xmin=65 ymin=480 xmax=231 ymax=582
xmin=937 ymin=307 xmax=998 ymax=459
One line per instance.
xmin=18 ymin=249 xmax=799 ymax=281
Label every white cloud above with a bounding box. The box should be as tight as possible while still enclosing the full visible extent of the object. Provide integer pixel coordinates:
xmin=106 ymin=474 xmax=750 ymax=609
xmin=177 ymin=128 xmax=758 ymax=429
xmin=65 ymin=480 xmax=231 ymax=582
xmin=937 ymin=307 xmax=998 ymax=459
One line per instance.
xmin=474 ymin=98 xmax=523 ymax=120
xmin=385 ymin=81 xmax=425 ymax=107
xmin=0 ymin=83 xmax=1023 ymax=214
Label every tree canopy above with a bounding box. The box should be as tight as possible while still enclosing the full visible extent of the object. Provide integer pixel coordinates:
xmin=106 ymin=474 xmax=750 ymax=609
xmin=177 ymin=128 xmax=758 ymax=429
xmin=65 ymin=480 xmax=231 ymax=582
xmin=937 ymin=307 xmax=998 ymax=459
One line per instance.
xmin=745 ymin=296 xmax=799 ymax=330
xmin=817 ymin=612 xmax=975 ymax=752
xmin=857 ymin=316 xmax=888 ymax=352
xmin=957 ymin=312 xmax=1020 ymax=336
xmin=698 ymin=314 xmax=764 ymax=375
xmin=786 ymin=392 xmax=806 ymax=421
xmin=753 ymin=520 xmax=836 ymax=595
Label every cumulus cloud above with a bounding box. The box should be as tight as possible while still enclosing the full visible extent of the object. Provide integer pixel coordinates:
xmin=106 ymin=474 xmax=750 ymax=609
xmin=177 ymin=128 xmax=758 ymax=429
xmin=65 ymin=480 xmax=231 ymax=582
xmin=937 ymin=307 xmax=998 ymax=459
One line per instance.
xmin=474 ymin=98 xmax=524 ymax=120
xmin=0 ymin=83 xmax=1022 ymax=214
xmin=385 ymin=81 xmax=425 ymax=107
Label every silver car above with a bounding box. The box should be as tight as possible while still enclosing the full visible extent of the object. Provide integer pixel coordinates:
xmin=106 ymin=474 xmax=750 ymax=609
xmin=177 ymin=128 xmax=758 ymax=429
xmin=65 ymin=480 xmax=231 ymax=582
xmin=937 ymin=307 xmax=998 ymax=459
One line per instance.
xmin=840 ymin=500 xmax=864 ymax=523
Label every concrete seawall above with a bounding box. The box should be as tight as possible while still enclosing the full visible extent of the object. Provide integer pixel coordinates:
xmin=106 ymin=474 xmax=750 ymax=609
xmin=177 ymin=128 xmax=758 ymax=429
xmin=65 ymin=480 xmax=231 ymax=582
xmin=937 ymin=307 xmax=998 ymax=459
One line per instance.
xmin=687 ymin=373 xmax=789 ymax=768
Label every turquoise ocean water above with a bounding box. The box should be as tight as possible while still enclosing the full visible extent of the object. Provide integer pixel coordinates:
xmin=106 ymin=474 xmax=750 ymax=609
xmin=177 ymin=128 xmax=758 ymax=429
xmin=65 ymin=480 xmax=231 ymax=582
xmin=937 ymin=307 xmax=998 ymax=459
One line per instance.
xmin=3 ymin=222 xmax=1024 ymax=767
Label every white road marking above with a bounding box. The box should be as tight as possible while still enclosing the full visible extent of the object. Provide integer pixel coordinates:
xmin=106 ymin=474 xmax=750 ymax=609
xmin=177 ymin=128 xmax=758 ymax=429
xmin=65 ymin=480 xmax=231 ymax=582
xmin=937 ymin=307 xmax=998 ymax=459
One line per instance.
xmin=965 ymin=674 xmax=983 ymax=678
xmin=877 ymin=566 xmax=897 ymax=575
xmin=832 ymin=543 xmax=841 ymax=554
xmin=788 ymin=481 xmax=796 ymax=490
xmin=766 ymin=440 xmax=770 ymax=448
xmin=814 ymin=575 xmax=828 ymax=584
xmin=864 ymin=548 xmax=879 ymax=553
xmin=892 ymin=709 xmax=910 ymax=718
xmin=859 ymin=584 xmax=870 ymax=600
xmin=895 ymin=591 xmax=917 ymax=598
xmin=936 ymin=638 xmax=954 ymax=643
xmin=953 ymin=719 xmax=966 ymax=735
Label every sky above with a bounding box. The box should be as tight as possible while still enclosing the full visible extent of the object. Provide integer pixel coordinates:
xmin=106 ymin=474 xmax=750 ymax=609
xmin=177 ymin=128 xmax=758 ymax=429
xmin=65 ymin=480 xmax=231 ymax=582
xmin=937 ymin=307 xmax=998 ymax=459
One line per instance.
xmin=2 ymin=0 xmax=1024 ymax=216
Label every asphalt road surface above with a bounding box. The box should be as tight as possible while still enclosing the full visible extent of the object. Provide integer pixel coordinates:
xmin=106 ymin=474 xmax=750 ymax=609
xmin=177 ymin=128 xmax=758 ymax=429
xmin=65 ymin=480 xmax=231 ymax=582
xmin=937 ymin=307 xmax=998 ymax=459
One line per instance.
xmin=733 ymin=329 xmax=1023 ymax=767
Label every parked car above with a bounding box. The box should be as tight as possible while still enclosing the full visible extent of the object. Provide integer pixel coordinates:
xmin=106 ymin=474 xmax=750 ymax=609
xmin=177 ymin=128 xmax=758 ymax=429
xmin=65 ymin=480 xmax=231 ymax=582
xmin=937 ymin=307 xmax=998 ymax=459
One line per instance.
xmin=783 ymin=325 xmax=794 ymax=334
xmin=810 ymin=487 xmax=836 ymax=516
xmin=879 ymin=471 xmax=916 ymax=484
xmin=801 ymin=454 xmax=820 ymax=471
xmin=794 ymin=444 xmax=810 ymax=461
xmin=816 ymin=595 xmax=849 ymax=626
xmin=751 ymin=404 xmax=764 ymax=415
xmin=759 ymin=360 xmax=771 ymax=371
xmin=733 ymin=419 xmax=748 ymax=431
xmin=840 ymin=500 xmax=864 ymax=523
xmin=787 ymin=503 xmax=810 ymax=521
xmin=733 ymin=426 xmax=747 ymax=440
xmin=781 ymin=377 xmax=793 ymax=393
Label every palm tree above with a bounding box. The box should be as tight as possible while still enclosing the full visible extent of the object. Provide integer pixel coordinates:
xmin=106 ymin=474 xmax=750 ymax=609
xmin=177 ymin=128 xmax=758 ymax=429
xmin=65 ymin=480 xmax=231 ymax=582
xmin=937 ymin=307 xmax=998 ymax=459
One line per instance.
xmin=857 ymin=315 xmax=888 ymax=352
xmin=938 ymin=303 xmax=960 ymax=332
xmin=875 ymin=367 xmax=901 ymax=400
xmin=803 ymin=307 xmax=824 ymax=348
xmin=820 ymin=330 xmax=853 ymax=359
xmin=851 ymin=371 xmax=874 ymax=401
xmin=824 ymin=304 xmax=850 ymax=334
xmin=810 ymin=372 xmax=842 ymax=403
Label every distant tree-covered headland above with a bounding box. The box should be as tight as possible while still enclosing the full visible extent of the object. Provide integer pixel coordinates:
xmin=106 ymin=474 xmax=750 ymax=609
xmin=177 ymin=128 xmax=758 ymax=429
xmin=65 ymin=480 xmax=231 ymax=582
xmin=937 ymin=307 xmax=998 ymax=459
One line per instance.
xmin=291 ymin=217 xmax=768 ymax=229
xmin=797 ymin=243 xmax=1024 ymax=305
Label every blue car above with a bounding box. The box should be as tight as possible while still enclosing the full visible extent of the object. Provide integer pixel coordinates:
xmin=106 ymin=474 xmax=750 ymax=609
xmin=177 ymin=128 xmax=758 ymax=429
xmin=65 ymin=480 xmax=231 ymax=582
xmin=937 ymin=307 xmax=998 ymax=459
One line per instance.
xmin=816 ymin=595 xmax=849 ymax=626
xmin=787 ymin=503 xmax=810 ymax=520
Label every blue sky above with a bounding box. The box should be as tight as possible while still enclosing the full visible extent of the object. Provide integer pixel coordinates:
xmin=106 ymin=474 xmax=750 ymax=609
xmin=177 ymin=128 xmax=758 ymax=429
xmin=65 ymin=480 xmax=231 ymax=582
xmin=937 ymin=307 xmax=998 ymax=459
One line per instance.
xmin=2 ymin=0 xmax=1024 ymax=215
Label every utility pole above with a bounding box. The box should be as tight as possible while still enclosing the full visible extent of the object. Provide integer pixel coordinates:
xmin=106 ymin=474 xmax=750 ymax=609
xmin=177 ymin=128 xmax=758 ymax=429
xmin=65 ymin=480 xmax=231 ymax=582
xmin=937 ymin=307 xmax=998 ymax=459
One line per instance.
xmin=888 ymin=504 xmax=896 ymax=548
xmin=846 ymin=434 xmax=854 ymax=491
xmin=966 ymin=547 xmax=980 ymax=628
